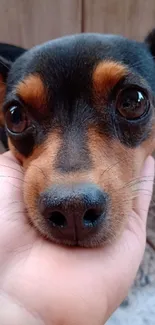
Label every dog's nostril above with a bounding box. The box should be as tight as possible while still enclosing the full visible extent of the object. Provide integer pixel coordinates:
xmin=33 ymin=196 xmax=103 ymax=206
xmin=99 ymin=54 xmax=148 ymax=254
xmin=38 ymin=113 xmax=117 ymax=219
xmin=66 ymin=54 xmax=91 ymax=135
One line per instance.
xmin=83 ymin=209 xmax=101 ymax=227
xmin=47 ymin=211 xmax=67 ymax=228
xmin=39 ymin=184 xmax=108 ymax=243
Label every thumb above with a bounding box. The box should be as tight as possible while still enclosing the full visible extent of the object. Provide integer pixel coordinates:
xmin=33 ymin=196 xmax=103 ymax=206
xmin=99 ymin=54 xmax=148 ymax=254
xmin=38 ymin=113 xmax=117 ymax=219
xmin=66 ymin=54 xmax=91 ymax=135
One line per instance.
xmin=133 ymin=155 xmax=155 ymax=224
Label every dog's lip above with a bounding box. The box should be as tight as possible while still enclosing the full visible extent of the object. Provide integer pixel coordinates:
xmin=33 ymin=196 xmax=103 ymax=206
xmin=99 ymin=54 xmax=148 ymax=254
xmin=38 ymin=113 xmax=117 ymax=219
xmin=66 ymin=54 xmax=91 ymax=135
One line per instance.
xmin=46 ymin=227 xmax=101 ymax=247
xmin=46 ymin=225 xmax=97 ymax=244
xmin=26 ymin=207 xmax=100 ymax=247
xmin=48 ymin=236 xmax=91 ymax=248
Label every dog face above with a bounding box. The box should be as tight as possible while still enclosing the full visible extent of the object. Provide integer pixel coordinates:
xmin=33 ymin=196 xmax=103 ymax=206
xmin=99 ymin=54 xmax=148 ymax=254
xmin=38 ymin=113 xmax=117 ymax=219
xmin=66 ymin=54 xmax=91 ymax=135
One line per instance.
xmin=0 ymin=31 xmax=155 ymax=247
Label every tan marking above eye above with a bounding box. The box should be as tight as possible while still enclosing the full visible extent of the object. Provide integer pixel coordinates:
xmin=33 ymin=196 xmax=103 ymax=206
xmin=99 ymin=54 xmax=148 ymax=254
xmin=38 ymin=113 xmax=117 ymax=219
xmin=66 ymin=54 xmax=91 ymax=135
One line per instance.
xmin=16 ymin=73 xmax=47 ymax=113
xmin=93 ymin=60 xmax=128 ymax=99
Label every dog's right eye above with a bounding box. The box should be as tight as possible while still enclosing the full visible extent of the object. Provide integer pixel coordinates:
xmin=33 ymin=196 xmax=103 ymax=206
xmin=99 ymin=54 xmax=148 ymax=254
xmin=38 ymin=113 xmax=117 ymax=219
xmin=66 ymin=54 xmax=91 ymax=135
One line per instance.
xmin=5 ymin=104 xmax=30 ymax=134
xmin=115 ymin=88 xmax=149 ymax=120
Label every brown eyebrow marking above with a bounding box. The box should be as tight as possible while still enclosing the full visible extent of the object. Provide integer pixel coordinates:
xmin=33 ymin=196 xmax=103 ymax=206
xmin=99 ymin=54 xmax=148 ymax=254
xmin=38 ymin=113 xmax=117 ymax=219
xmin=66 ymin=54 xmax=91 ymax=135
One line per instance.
xmin=93 ymin=60 xmax=128 ymax=98
xmin=16 ymin=74 xmax=47 ymax=112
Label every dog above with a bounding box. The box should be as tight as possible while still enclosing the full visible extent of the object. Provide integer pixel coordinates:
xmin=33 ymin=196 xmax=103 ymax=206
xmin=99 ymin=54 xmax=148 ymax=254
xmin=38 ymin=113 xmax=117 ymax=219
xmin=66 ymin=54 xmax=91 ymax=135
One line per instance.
xmin=0 ymin=30 xmax=155 ymax=247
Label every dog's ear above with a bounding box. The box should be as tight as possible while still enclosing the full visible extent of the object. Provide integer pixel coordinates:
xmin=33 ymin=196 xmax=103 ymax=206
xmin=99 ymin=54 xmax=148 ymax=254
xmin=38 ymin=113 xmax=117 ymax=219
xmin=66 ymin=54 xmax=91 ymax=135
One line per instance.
xmin=0 ymin=44 xmax=26 ymax=122
xmin=0 ymin=43 xmax=26 ymax=62
xmin=144 ymin=29 xmax=155 ymax=58
xmin=0 ymin=56 xmax=11 ymax=81
xmin=0 ymin=57 xmax=11 ymax=127
xmin=0 ymin=44 xmax=26 ymax=149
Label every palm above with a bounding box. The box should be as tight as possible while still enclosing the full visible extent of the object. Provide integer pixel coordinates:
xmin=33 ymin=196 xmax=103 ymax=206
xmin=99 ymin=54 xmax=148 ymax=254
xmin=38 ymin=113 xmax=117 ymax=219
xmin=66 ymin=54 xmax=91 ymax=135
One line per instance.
xmin=0 ymin=152 xmax=153 ymax=325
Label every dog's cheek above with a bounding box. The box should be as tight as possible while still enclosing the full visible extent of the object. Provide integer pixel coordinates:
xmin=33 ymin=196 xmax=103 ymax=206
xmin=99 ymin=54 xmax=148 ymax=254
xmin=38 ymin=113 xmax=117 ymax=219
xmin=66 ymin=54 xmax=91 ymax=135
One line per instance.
xmin=86 ymin=131 xmax=135 ymax=244
xmin=23 ymin=164 xmax=45 ymax=225
xmin=99 ymin=180 xmax=132 ymax=244
xmin=23 ymin=160 xmax=61 ymax=240
xmin=110 ymin=186 xmax=132 ymax=234
xmin=141 ymin=120 xmax=155 ymax=157
xmin=142 ymin=133 xmax=155 ymax=158
xmin=23 ymin=152 xmax=51 ymax=219
xmin=132 ymin=135 xmax=155 ymax=176
xmin=23 ymin=134 xmax=61 ymax=226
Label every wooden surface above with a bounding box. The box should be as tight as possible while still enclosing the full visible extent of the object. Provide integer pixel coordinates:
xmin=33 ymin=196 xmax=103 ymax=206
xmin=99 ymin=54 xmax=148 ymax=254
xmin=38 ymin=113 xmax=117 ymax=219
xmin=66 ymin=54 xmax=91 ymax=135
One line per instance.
xmin=0 ymin=0 xmax=155 ymax=48
xmin=0 ymin=0 xmax=82 ymax=48
xmin=83 ymin=0 xmax=155 ymax=41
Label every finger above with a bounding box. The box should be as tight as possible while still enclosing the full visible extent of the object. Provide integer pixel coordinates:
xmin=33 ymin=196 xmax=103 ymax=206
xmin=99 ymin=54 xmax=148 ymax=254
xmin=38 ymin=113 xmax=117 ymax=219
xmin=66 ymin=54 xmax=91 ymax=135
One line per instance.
xmin=0 ymin=151 xmax=24 ymax=205
xmin=1 ymin=150 xmax=19 ymax=164
xmin=0 ymin=149 xmax=35 ymax=250
xmin=133 ymin=155 xmax=155 ymax=221
xmin=0 ymin=151 xmax=23 ymax=175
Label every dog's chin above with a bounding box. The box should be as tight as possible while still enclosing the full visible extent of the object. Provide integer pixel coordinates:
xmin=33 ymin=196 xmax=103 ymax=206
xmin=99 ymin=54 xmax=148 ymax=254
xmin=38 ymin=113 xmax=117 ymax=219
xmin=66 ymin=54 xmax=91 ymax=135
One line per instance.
xmin=41 ymin=230 xmax=120 ymax=248
xmin=45 ymin=236 xmax=104 ymax=248
xmin=39 ymin=233 xmax=107 ymax=248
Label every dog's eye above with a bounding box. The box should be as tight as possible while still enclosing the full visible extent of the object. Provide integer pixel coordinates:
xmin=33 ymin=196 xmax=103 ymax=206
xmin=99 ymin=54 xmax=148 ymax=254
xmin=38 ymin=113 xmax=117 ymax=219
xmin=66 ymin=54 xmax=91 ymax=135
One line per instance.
xmin=5 ymin=105 xmax=30 ymax=133
xmin=116 ymin=88 xmax=149 ymax=120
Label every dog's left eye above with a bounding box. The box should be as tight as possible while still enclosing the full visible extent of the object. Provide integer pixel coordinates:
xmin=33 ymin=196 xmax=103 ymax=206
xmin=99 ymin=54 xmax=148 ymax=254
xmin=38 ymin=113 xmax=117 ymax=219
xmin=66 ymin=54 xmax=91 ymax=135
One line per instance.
xmin=116 ymin=88 xmax=150 ymax=120
xmin=5 ymin=104 xmax=30 ymax=134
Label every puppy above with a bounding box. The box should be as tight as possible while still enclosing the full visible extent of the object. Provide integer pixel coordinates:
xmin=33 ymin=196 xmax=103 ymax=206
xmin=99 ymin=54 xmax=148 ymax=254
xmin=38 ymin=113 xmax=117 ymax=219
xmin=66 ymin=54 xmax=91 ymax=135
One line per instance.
xmin=0 ymin=31 xmax=155 ymax=247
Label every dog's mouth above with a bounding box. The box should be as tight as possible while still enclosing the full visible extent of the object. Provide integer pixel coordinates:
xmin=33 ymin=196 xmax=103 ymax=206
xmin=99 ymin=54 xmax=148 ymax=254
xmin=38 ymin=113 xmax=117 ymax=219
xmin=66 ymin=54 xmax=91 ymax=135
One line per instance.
xmin=31 ymin=208 xmax=108 ymax=247
xmin=25 ymin=198 xmax=123 ymax=248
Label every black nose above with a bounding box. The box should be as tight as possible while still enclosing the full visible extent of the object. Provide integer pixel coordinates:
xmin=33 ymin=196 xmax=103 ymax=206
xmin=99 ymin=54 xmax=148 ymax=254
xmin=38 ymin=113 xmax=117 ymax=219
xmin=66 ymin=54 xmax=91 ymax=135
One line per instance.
xmin=39 ymin=183 xmax=108 ymax=243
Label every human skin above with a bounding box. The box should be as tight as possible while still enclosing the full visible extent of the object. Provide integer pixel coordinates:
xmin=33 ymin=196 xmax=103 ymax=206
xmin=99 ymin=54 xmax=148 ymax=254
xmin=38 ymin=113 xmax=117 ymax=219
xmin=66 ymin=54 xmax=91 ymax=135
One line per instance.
xmin=0 ymin=151 xmax=154 ymax=325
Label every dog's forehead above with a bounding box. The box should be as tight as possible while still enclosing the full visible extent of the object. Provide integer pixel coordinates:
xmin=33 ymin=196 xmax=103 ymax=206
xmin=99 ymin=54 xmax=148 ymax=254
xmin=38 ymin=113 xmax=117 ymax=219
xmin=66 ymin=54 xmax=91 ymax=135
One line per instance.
xmin=8 ymin=33 xmax=155 ymax=92
xmin=5 ymin=34 xmax=155 ymax=161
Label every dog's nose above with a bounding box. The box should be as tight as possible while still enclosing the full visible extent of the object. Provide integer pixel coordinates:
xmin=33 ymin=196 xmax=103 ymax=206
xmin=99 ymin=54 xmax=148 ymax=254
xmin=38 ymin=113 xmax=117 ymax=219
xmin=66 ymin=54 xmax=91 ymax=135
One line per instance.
xmin=39 ymin=183 xmax=108 ymax=243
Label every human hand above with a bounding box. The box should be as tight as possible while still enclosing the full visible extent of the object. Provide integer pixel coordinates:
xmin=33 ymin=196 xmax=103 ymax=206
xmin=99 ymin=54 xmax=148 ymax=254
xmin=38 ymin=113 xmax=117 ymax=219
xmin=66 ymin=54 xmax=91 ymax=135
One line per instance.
xmin=0 ymin=151 xmax=154 ymax=325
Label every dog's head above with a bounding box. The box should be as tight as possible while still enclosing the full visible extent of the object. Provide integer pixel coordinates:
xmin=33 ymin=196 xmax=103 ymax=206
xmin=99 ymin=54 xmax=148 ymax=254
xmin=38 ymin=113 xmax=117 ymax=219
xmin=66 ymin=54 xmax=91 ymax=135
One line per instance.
xmin=0 ymin=31 xmax=155 ymax=247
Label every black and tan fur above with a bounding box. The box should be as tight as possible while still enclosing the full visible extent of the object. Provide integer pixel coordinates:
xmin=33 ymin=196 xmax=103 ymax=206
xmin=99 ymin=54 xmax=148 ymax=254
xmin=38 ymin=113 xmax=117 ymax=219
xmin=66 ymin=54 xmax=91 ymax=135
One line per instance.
xmin=0 ymin=31 xmax=155 ymax=247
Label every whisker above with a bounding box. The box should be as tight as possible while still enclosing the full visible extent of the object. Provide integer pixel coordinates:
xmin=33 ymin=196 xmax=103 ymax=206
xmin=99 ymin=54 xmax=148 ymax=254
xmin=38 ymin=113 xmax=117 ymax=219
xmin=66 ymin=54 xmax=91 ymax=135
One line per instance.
xmin=5 ymin=200 xmax=24 ymax=205
xmin=10 ymin=210 xmax=29 ymax=215
xmin=0 ymin=58 xmax=10 ymax=69
xmin=100 ymin=156 xmax=127 ymax=179
xmin=121 ymin=175 xmax=155 ymax=190
xmin=121 ymin=191 xmax=154 ymax=203
xmin=132 ymin=188 xmax=153 ymax=194
xmin=30 ymin=163 xmax=47 ymax=180
xmin=6 ymin=182 xmax=23 ymax=190
xmin=0 ymin=175 xmax=26 ymax=183
xmin=0 ymin=163 xmax=24 ymax=174
xmin=138 ymin=207 xmax=149 ymax=212
xmin=0 ymin=80 xmax=6 ymax=86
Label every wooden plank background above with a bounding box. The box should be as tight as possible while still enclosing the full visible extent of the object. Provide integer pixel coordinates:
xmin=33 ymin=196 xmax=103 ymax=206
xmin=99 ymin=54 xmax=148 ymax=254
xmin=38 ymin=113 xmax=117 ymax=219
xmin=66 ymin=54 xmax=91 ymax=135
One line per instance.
xmin=0 ymin=0 xmax=82 ymax=48
xmin=83 ymin=0 xmax=155 ymax=41
xmin=0 ymin=0 xmax=155 ymax=48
